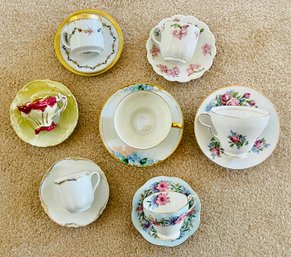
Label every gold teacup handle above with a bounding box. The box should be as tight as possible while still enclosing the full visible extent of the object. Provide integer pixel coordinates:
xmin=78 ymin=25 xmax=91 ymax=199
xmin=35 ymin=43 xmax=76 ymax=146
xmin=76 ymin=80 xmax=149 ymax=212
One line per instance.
xmin=172 ymin=122 xmax=183 ymax=129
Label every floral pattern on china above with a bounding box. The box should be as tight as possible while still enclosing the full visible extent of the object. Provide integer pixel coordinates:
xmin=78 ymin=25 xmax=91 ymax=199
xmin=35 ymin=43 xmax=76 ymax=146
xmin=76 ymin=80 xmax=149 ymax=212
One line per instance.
xmin=205 ymin=90 xmax=270 ymax=159
xmin=146 ymin=193 xmax=170 ymax=209
xmin=136 ymin=180 xmax=196 ymax=239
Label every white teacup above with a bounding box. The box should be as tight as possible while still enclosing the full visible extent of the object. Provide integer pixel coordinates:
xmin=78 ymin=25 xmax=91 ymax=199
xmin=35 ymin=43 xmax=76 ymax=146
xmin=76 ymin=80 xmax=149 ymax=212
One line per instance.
xmin=114 ymin=90 xmax=183 ymax=149
xmin=54 ymin=170 xmax=101 ymax=213
xmin=143 ymin=192 xmax=195 ymax=240
xmin=198 ymin=106 xmax=270 ymax=157
xmin=17 ymin=93 xmax=67 ymax=135
xmin=151 ymin=21 xmax=200 ymax=64
xmin=61 ymin=16 xmax=104 ymax=56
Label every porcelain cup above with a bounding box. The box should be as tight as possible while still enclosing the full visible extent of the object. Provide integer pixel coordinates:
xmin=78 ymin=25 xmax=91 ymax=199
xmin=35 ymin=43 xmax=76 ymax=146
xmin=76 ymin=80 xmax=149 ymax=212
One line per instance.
xmin=54 ymin=170 xmax=101 ymax=213
xmin=143 ymin=192 xmax=196 ymax=240
xmin=61 ymin=16 xmax=104 ymax=56
xmin=17 ymin=94 xmax=67 ymax=135
xmin=114 ymin=90 xmax=183 ymax=149
xmin=198 ymin=106 xmax=270 ymax=157
xmin=150 ymin=21 xmax=200 ymax=64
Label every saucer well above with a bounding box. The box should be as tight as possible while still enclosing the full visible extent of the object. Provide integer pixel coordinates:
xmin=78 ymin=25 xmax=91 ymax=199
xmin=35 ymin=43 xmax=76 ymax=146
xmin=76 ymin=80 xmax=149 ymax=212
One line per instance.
xmin=39 ymin=158 xmax=109 ymax=227
xmin=146 ymin=15 xmax=216 ymax=83
xmin=10 ymin=80 xmax=78 ymax=147
xmin=99 ymin=83 xmax=184 ymax=167
xmin=132 ymin=176 xmax=201 ymax=247
xmin=194 ymin=86 xmax=280 ymax=169
xmin=55 ymin=9 xmax=123 ymax=76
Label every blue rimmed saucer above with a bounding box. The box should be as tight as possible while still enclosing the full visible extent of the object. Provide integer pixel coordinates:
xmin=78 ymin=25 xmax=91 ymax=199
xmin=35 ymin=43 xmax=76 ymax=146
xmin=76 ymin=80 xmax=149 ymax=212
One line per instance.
xmin=132 ymin=176 xmax=201 ymax=247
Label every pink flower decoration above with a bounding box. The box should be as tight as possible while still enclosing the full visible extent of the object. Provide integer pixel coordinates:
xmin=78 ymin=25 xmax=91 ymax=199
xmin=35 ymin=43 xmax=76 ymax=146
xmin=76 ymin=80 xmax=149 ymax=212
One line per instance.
xmin=249 ymin=100 xmax=256 ymax=106
xmin=156 ymin=193 xmax=170 ymax=206
xmin=18 ymin=96 xmax=57 ymax=114
xmin=229 ymin=136 xmax=240 ymax=143
xmin=221 ymin=93 xmax=232 ymax=105
xmin=136 ymin=206 xmax=143 ymax=214
xmin=87 ymin=28 xmax=93 ymax=35
xmin=187 ymin=63 xmax=201 ymax=76
xmin=157 ymin=64 xmax=168 ymax=73
xmin=202 ymin=43 xmax=212 ymax=56
xmin=173 ymin=18 xmax=180 ymax=22
xmin=211 ymin=147 xmax=221 ymax=157
xmin=175 ymin=214 xmax=185 ymax=224
xmin=226 ymin=98 xmax=240 ymax=106
xmin=167 ymin=66 xmax=180 ymax=77
xmin=156 ymin=181 xmax=169 ymax=191
xmin=152 ymin=220 xmax=159 ymax=226
xmin=254 ymin=139 xmax=264 ymax=148
xmin=172 ymin=26 xmax=188 ymax=40
xmin=151 ymin=45 xmax=160 ymax=57
xmin=243 ymin=93 xmax=251 ymax=99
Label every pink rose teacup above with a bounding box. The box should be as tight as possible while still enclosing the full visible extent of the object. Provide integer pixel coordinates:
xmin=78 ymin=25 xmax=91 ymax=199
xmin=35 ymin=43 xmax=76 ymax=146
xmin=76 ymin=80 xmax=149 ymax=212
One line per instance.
xmin=143 ymin=191 xmax=196 ymax=240
xmin=198 ymin=106 xmax=270 ymax=158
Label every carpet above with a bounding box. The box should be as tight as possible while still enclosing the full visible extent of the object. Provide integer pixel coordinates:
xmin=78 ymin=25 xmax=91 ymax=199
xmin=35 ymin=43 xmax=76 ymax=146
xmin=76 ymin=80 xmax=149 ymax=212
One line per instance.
xmin=0 ymin=0 xmax=290 ymax=256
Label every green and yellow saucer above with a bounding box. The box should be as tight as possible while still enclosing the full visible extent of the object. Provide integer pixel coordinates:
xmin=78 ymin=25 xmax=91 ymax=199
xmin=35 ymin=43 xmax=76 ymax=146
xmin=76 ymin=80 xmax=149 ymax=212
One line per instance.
xmin=10 ymin=80 xmax=79 ymax=147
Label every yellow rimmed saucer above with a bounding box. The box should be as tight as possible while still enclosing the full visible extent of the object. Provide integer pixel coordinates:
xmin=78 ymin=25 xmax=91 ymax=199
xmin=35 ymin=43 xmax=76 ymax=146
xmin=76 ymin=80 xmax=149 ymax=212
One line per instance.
xmin=10 ymin=80 xmax=79 ymax=147
xmin=54 ymin=9 xmax=123 ymax=76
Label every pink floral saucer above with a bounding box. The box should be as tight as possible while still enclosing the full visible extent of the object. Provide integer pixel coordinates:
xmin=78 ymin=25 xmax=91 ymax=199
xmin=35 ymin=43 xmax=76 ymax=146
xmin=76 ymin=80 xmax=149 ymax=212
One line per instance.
xmin=194 ymin=86 xmax=280 ymax=169
xmin=146 ymin=15 xmax=216 ymax=83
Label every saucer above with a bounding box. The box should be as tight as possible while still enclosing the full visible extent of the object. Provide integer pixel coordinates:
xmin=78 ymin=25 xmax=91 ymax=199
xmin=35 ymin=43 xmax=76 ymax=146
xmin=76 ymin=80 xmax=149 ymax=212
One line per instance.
xmin=146 ymin=15 xmax=216 ymax=82
xmin=132 ymin=176 xmax=201 ymax=247
xmin=10 ymin=80 xmax=79 ymax=147
xmin=55 ymin=9 xmax=123 ymax=76
xmin=39 ymin=157 xmax=109 ymax=227
xmin=99 ymin=83 xmax=184 ymax=167
xmin=194 ymin=86 xmax=280 ymax=169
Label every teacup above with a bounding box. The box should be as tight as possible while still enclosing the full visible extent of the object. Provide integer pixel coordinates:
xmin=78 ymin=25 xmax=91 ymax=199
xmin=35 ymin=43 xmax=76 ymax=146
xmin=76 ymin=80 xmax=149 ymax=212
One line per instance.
xmin=198 ymin=106 xmax=270 ymax=157
xmin=54 ymin=170 xmax=101 ymax=213
xmin=17 ymin=94 xmax=67 ymax=135
xmin=143 ymin=192 xmax=195 ymax=240
xmin=114 ymin=90 xmax=183 ymax=149
xmin=61 ymin=15 xmax=104 ymax=56
xmin=150 ymin=21 xmax=200 ymax=64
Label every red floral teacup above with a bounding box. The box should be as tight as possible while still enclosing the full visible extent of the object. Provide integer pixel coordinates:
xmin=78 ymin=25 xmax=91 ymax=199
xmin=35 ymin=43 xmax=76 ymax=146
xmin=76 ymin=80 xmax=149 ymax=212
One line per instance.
xmin=198 ymin=106 xmax=270 ymax=157
xmin=18 ymin=94 xmax=67 ymax=135
xmin=150 ymin=21 xmax=200 ymax=64
xmin=143 ymin=192 xmax=195 ymax=240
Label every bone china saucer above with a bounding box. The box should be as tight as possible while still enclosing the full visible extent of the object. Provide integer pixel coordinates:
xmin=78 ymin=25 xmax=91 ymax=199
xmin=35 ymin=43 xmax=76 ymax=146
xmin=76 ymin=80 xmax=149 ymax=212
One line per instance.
xmin=132 ymin=176 xmax=201 ymax=247
xmin=146 ymin=15 xmax=216 ymax=83
xmin=55 ymin=9 xmax=123 ymax=76
xmin=40 ymin=158 xmax=109 ymax=227
xmin=99 ymin=83 xmax=184 ymax=167
xmin=10 ymin=80 xmax=78 ymax=147
xmin=194 ymin=86 xmax=280 ymax=169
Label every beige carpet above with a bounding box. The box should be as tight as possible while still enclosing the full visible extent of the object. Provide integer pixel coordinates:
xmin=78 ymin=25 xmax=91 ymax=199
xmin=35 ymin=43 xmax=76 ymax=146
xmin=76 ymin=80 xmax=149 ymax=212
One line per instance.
xmin=1 ymin=0 xmax=290 ymax=256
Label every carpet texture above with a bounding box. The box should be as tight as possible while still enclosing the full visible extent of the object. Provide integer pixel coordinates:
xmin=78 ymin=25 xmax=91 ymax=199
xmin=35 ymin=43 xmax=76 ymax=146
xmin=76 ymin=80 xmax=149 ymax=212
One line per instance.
xmin=0 ymin=0 xmax=290 ymax=256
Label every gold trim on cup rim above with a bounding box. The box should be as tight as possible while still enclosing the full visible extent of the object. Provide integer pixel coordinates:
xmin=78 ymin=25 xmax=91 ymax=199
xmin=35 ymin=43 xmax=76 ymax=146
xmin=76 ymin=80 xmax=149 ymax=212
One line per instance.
xmin=54 ymin=9 xmax=123 ymax=76
xmin=99 ymin=82 xmax=184 ymax=168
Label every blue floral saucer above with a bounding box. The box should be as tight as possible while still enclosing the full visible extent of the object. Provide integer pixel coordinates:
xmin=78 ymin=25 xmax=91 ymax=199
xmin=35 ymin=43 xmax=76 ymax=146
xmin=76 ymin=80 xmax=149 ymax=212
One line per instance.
xmin=131 ymin=176 xmax=201 ymax=247
xmin=99 ymin=83 xmax=183 ymax=167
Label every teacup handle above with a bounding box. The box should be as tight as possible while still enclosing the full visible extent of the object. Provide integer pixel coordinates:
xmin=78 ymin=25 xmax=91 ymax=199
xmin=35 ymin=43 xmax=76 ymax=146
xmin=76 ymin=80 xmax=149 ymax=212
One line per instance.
xmin=150 ymin=26 xmax=162 ymax=46
xmin=198 ymin=113 xmax=219 ymax=140
xmin=90 ymin=171 xmax=101 ymax=193
xmin=52 ymin=94 xmax=67 ymax=121
xmin=172 ymin=122 xmax=183 ymax=129
xmin=61 ymin=27 xmax=71 ymax=49
xmin=186 ymin=194 xmax=197 ymax=215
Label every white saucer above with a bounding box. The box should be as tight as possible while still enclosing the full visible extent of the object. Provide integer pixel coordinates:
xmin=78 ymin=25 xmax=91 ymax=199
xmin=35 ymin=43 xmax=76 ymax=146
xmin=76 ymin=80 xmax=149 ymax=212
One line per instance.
xmin=39 ymin=158 xmax=109 ymax=227
xmin=194 ymin=86 xmax=280 ymax=169
xmin=146 ymin=15 xmax=216 ymax=82
xmin=132 ymin=176 xmax=201 ymax=247
xmin=99 ymin=83 xmax=184 ymax=167
xmin=55 ymin=9 xmax=123 ymax=76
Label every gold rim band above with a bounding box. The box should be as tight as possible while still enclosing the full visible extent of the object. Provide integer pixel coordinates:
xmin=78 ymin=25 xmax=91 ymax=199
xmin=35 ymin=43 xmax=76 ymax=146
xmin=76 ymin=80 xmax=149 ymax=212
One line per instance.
xmin=172 ymin=122 xmax=183 ymax=129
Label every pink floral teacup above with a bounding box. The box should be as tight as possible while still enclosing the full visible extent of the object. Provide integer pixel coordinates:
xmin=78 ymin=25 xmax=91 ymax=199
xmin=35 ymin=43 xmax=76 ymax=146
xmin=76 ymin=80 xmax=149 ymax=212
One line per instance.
xmin=150 ymin=21 xmax=200 ymax=64
xmin=143 ymin=192 xmax=195 ymax=240
xmin=18 ymin=94 xmax=67 ymax=135
xmin=198 ymin=106 xmax=270 ymax=158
